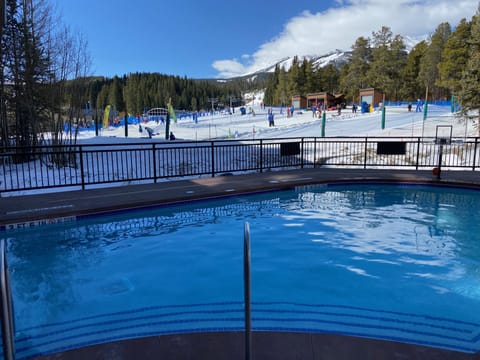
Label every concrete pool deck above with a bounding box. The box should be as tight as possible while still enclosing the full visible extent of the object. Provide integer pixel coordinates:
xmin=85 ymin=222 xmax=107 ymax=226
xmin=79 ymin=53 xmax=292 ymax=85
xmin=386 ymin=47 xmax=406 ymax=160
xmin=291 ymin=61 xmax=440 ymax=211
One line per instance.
xmin=2 ymin=168 xmax=480 ymax=228
xmin=2 ymin=168 xmax=480 ymax=360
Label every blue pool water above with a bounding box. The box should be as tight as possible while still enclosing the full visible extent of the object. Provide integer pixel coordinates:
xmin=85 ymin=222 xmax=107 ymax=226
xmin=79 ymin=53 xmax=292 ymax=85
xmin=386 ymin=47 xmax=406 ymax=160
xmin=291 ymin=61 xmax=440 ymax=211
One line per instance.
xmin=3 ymin=183 xmax=480 ymax=358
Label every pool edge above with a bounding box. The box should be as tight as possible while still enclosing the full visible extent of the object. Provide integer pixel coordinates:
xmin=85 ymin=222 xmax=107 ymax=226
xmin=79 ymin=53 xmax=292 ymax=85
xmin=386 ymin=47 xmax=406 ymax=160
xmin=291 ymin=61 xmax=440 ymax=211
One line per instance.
xmin=2 ymin=168 xmax=480 ymax=231
xmin=32 ymin=331 xmax=480 ymax=360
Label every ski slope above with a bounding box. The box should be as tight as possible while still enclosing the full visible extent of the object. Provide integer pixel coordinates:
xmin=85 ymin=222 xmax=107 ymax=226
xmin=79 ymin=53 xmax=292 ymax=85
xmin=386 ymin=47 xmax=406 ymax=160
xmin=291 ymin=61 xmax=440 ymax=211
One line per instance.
xmin=77 ymin=103 xmax=475 ymax=145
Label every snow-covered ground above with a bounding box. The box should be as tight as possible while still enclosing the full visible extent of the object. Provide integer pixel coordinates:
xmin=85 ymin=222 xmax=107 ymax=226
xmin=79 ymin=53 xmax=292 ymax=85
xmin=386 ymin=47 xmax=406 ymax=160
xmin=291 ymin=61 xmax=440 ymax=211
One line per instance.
xmin=77 ymin=102 xmax=476 ymax=145
xmin=2 ymin=92 xmax=477 ymax=197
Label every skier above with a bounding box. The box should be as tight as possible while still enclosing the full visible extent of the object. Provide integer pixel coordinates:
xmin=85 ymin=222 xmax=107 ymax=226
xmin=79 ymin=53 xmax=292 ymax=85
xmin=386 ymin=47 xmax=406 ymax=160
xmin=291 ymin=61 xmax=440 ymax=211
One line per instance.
xmin=268 ymin=109 xmax=275 ymax=127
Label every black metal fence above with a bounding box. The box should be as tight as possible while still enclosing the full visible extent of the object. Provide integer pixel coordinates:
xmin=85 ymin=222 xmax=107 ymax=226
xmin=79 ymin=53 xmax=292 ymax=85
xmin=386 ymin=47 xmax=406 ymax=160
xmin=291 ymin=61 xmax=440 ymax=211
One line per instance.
xmin=1 ymin=137 xmax=479 ymax=193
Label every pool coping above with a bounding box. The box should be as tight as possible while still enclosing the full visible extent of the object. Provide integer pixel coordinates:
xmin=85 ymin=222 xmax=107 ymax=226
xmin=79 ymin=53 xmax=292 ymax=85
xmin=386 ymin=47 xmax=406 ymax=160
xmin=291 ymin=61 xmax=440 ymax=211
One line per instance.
xmin=34 ymin=331 xmax=480 ymax=360
xmin=2 ymin=168 xmax=480 ymax=230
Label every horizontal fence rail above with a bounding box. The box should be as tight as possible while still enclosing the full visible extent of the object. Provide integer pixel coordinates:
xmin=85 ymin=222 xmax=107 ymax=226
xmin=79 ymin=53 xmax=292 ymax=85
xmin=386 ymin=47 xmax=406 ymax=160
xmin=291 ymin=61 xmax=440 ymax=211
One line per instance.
xmin=1 ymin=137 xmax=479 ymax=193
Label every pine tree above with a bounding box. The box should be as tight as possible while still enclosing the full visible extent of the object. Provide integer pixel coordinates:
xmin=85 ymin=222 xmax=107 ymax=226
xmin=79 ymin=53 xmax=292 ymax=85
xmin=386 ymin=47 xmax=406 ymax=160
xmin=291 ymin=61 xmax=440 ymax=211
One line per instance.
xmin=2 ymin=0 xmax=53 ymax=149
xmin=418 ymin=22 xmax=452 ymax=99
xmin=108 ymin=76 xmax=124 ymax=112
xmin=366 ymin=27 xmax=407 ymax=101
xmin=458 ymin=5 xmax=480 ymax=134
xmin=438 ymin=18 xmax=472 ymax=93
xmin=399 ymin=41 xmax=428 ymax=100
xmin=320 ymin=64 xmax=340 ymax=94
xmin=389 ymin=34 xmax=408 ymax=100
xmin=264 ymin=65 xmax=279 ymax=105
xmin=339 ymin=36 xmax=371 ymax=102
xmin=274 ymin=67 xmax=288 ymax=106
xmin=286 ymin=56 xmax=300 ymax=97
xmin=301 ymin=58 xmax=314 ymax=95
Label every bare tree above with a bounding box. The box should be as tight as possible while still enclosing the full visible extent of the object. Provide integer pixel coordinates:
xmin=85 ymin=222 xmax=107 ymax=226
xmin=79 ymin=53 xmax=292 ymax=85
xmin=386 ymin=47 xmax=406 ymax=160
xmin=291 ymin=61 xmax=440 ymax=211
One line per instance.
xmin=48 ymin=25 xmax=91 ymax=145
xmin=1 ymin=0 xmax=91 ymax=167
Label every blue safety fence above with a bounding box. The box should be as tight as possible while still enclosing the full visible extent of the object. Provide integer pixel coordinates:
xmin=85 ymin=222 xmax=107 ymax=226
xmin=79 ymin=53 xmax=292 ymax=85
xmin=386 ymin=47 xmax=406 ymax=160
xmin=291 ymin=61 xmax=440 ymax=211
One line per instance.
xmin=385 ymin=100 xmax=452 ymax=107
xmin=63 ymin=116 xmax=145 ymax=132
xmin=385 ymin=100 xmax=460 ymax=111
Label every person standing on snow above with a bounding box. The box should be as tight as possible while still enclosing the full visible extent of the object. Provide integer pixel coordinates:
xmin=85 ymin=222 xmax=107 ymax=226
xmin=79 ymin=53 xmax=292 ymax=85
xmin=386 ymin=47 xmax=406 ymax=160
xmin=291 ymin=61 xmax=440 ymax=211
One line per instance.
xmin=268 ymin=109 xmax=275 ymax=127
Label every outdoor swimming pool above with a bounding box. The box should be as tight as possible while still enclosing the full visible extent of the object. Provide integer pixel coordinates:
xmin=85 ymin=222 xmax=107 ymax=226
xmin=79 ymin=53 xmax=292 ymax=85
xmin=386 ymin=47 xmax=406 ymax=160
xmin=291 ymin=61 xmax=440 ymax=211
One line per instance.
xmin=3 ymin=183 xmax=480 ymax=358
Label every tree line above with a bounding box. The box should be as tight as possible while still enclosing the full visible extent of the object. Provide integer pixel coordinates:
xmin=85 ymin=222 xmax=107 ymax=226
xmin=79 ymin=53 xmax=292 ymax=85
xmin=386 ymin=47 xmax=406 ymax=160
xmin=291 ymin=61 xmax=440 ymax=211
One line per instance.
xmin=89 ymin=73 xmax=251 ymax=118
xmin=264 ymin=4 xmax=480 ymax=125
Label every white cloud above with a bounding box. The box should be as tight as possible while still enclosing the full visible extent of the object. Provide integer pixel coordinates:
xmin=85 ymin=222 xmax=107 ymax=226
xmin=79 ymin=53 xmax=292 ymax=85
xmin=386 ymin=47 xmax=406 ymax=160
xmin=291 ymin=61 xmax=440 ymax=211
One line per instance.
xmin=211 ymin=59 xmax=249 ymax=79
xmin=212 ymin=0 xmax=478 ymax=78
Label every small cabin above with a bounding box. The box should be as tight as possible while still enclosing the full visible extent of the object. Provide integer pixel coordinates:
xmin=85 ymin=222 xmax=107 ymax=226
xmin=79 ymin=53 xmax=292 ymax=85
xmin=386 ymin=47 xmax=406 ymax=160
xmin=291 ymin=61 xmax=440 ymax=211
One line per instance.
xmin=306 ymin=92 xmax=335 ymax=110
xmin=291 ymin=95 xmax=307 ymax=109
xmin=359 ymin=88 xmax=384 ymax=108
xmin=334 ymin=93 xmax=346 ymax=108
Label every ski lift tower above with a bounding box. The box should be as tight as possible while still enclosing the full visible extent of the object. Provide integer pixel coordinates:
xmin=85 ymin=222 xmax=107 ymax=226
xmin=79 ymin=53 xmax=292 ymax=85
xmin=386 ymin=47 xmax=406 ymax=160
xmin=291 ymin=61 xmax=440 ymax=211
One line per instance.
xmin=208 ymin=97 xmax=218 ymax=139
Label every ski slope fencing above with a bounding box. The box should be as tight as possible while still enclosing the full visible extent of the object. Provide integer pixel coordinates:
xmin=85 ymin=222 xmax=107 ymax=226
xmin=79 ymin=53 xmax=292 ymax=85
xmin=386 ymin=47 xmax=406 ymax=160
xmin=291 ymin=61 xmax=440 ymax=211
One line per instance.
xmin=1 ymin=136 xmax=480 ymax=194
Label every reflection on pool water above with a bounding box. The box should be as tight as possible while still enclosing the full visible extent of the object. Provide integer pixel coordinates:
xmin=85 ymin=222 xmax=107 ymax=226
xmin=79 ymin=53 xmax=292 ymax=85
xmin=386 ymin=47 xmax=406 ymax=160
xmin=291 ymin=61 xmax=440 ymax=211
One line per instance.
xmin=4 ymin=183 xmax=480 ymax=358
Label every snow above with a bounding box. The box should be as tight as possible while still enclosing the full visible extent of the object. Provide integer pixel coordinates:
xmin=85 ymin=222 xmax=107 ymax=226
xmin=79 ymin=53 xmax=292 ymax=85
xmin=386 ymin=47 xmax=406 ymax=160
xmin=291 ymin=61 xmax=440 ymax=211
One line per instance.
xmin=76 ymin=97 xmax=474 ymax=144
xmin=2 ymin=91 xmax=477 ymax=197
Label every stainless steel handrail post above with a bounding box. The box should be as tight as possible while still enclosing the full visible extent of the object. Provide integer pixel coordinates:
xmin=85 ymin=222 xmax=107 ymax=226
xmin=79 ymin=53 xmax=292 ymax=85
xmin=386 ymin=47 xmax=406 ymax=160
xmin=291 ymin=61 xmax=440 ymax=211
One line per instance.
xmin=1 ymin=239 xmax=15 ymax=360
xmin=243 ymin=222 xmax=252 ymax=360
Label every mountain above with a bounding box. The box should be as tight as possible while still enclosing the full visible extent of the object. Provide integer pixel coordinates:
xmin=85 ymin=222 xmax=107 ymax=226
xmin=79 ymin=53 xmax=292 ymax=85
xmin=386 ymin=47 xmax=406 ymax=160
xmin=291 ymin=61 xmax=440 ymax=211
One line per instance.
xmin=215 ymin=34 xmax=424 ymax=84
xmin=274 ymin=50 xmax=352 ymax=73
xmin=216 ymin=50 xmax=351 ymax=83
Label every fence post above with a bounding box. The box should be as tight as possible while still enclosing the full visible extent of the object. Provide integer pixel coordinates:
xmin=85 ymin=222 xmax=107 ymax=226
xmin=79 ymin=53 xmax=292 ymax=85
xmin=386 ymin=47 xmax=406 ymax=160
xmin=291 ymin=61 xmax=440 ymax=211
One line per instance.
xmin=363 ymin=137 xmax=368 ymax=169
xmin=321 ymin=112 xmax=326 ymax=137
xmin=152 ymin=143 xmax=157 ymax=183
xmin=211 ymin=141 xmax=215 ymax=177
xmin=436 ymin=142 xmax=444 ymax=179
xmin=416 ymin=138 xmax=421 ymax=170
xmin=313 ymin=137 xmax=317 ymax=168
xmin=473 ymin=138 xmax=478 ymax=171
xmin=79 ymin=145 xmax=85 ymax=190
xmin=301 ymin=138 xmax=305 ymax=168
xmin=381 ymin=106 xmax=386 ymax=130
xmin=259 ymin=140 xmax=263 ymax=173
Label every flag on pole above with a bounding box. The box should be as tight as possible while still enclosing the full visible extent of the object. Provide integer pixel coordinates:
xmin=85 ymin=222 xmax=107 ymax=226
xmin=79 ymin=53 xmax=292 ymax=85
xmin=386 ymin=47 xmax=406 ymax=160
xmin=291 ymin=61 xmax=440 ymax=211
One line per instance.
xmin=168 ymin=103 xmax=177 ymax=123
xmin=103 ymin=105 xmax=111 ymax=129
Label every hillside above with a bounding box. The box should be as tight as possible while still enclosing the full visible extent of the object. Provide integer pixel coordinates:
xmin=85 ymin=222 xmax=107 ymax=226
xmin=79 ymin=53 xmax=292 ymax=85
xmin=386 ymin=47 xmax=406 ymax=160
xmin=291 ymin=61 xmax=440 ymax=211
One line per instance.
xmin=216 ymin=50 xmax=351 ymax=84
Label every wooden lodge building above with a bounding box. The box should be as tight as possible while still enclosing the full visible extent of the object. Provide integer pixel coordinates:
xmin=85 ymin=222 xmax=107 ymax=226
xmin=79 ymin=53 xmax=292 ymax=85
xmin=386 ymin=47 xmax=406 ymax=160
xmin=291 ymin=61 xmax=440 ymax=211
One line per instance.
xmin=292 ymin=92 xmax=345 ymax=110
xmin=291 ymin=95 xmax=307 ymax=109
xmin=293 ymin=89 xmax=387 ymax=111
xmin=307 ymin=92 xmax=336 ymax=109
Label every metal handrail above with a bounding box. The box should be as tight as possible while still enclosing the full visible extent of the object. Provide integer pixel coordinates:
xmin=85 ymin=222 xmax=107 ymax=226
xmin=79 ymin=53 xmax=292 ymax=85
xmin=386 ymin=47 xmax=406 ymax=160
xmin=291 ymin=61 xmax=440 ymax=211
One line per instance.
xmin=243 ymin=222 xmax=252 ymax=360
xmin=1 ymin=239 xmax=15 ymax=360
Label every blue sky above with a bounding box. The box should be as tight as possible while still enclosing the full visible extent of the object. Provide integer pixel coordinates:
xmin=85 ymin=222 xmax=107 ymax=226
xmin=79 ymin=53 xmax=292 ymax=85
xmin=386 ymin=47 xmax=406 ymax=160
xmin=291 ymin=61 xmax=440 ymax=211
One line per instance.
xmin=58 ymin=0 xmax=479 ymax=79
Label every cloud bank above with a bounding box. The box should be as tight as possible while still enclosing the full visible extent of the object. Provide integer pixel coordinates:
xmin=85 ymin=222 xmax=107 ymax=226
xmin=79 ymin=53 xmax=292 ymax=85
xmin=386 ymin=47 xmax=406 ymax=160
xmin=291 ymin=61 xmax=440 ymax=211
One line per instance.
xmin=212 ymin=0 xmax=478 ymax=78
